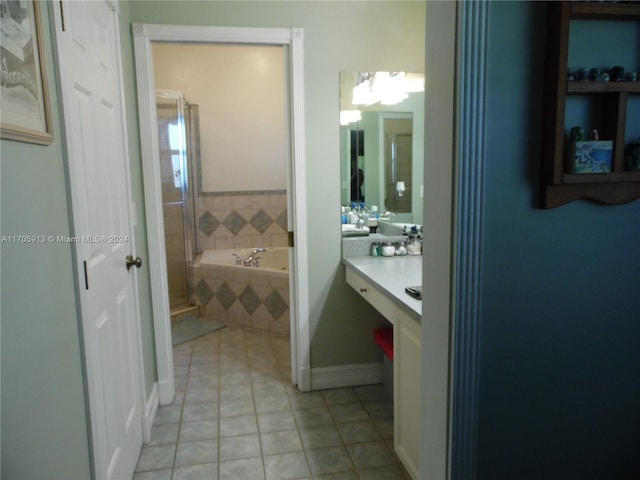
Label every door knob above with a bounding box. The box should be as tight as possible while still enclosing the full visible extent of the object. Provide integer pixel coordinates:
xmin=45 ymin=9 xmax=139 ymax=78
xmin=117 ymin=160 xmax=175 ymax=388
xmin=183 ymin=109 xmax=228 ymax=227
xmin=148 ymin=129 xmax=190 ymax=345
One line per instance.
xmin=126 ymin=255 xmax=142 ymax=271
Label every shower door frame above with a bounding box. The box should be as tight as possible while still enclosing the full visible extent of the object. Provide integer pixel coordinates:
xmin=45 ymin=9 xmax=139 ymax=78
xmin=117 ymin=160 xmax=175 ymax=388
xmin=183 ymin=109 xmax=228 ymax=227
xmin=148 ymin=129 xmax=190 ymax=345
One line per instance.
xmin=133 ymin=24 xmax=310 ymax=405
xmin=155 ymin=90 xmax=197 ymax=310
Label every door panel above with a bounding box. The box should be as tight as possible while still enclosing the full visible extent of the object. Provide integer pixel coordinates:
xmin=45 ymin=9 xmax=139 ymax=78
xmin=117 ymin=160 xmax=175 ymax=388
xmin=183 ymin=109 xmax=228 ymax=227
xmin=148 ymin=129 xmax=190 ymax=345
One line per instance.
xmin=54 ymin=1 xmax=143 ymax=479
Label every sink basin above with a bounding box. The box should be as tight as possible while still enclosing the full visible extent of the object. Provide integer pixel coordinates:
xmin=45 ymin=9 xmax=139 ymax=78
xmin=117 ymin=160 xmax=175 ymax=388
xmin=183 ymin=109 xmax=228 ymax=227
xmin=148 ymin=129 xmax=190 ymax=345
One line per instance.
xmin=341 ymin=224 xmax=370 ymax=237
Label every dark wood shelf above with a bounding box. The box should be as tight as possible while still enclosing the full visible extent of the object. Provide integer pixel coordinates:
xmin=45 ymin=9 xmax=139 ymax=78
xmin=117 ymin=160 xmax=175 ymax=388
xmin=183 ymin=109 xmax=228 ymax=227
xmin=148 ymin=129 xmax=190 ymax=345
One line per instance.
xmin=571 ymin=2 xmax=640 ymax=21
xmin=544 ymin=182 xmax=640 ymax=208
xmin=567 ymin=81 xmax=640 ymax=94
xmin=541 ymin=1 xmax=640 ymax=208
xmin=562 ymin=171 xmax=640 ymax=184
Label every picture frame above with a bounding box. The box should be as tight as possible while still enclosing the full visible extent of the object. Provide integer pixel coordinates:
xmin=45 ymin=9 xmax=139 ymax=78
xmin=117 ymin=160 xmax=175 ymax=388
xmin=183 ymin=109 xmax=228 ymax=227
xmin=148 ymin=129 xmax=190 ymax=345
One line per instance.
xmin=1 ymin=0 xmax=53 ymax=145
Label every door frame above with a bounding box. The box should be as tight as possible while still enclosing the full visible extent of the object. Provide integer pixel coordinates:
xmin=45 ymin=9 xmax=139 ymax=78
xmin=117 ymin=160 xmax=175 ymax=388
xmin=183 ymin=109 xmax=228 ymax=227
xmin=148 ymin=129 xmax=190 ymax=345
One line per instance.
xmin=379 ymin=111 xmax=413 ymax=215
xmin=51 ymin=0 xmax=145 ymax=476
xmin=132 ymin=24 xmax=310 ymax=404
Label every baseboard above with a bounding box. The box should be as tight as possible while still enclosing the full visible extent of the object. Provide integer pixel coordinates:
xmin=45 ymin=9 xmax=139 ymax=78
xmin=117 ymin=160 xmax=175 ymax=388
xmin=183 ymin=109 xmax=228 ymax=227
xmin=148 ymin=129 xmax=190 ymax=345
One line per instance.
xmin=310 ymin=362 xmax=382 ymax=390
xmin=298 ymin=365 xmax=312 ymax=392
xmin=157 ymin=378 xmax=174 ymax=405
xmin=141 ymin=383 xmax=158 ymax=443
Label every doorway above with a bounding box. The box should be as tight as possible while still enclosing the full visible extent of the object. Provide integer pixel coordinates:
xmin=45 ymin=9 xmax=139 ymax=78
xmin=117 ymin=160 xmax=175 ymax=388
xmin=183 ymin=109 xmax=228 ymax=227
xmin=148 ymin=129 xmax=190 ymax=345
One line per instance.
xmin=133 ymin=24 xmax=310 ymax=406
xmin=383 ymin=114 xmax=413 ymax=214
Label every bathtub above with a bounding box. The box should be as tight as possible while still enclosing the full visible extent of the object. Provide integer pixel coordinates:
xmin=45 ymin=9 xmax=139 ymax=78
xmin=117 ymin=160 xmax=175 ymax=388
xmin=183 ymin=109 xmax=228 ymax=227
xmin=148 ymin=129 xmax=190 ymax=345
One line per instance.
xmin=197 ymin=247 xmax=289 ymax=277
xmin=191 ymin=247 xmax=290 ymax=334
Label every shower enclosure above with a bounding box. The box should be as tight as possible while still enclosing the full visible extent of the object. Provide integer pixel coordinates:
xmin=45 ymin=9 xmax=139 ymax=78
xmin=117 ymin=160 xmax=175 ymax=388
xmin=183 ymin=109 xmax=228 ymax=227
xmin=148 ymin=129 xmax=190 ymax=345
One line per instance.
xmin=155 ymin=91 xmax=199 ymax=312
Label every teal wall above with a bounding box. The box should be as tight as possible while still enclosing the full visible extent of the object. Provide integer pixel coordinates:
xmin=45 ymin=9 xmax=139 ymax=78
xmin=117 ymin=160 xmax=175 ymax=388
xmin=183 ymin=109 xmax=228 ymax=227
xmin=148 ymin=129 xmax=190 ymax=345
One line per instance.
xmin=0 ymin=2 xmax=156 ymax=478
xmin=128 ymin=1 xmax=426 ymax=368
xmin=475 ymin=3 xmax=640 ymax=478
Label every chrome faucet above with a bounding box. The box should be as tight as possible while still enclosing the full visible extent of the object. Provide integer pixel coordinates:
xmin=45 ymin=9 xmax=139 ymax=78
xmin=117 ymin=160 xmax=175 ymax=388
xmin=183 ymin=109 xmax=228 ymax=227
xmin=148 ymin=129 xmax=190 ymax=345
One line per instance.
xmin=243 ymin=247 xmax=266 ymax=266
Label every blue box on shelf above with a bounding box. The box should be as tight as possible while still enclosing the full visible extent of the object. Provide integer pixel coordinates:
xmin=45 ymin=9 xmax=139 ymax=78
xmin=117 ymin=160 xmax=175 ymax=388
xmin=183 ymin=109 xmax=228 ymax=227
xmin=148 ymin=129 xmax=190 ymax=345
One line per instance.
xmin=567 ymin=140 xmax=613 ymax=174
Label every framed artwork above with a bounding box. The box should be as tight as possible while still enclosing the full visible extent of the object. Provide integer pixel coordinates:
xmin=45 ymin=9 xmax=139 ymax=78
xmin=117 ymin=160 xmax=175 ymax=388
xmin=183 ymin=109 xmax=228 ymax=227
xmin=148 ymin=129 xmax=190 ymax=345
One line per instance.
xmin=1 ymin=0 xmax=53 ymax=145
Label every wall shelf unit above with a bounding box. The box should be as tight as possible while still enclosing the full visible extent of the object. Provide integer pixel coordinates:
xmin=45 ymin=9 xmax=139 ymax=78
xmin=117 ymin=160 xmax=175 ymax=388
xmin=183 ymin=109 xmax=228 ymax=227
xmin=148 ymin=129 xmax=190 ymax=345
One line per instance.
xmin=541 ymin=1 xmax=640 ymax=208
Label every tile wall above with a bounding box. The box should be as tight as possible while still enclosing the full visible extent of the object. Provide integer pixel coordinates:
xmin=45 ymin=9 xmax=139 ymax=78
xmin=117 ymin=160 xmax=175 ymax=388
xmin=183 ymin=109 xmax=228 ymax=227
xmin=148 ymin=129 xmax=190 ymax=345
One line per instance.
xmin=191 ymin=191 xmax=290 ymax=334
xmin=195 ymin=192 xmax=289 ymax=251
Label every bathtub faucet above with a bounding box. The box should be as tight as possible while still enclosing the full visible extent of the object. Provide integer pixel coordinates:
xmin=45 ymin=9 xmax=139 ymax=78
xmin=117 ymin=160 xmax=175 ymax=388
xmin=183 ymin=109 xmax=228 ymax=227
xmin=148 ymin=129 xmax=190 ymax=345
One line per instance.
xmin=243 ymin=248 xmax=266 ymax=266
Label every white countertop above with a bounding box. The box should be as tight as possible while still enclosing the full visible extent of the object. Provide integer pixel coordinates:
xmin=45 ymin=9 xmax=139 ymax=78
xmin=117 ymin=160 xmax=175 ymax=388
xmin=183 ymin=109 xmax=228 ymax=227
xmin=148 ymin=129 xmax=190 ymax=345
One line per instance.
xmin=343 ymin=255 xmax=422 ymax=321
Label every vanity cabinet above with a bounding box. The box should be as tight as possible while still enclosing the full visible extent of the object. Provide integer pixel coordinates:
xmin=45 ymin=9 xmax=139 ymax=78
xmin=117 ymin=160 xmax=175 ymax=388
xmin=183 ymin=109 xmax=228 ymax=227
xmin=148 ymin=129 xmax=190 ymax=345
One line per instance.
xmin=393 ymin=305 xmax=421 ymax=480
xmin=541 ymin=1 xmax=640 ymax=208
xmin=345 ymin=265 xmax=421 ymax=479
xmin=345 ymin=268 xmax=395 ymax=321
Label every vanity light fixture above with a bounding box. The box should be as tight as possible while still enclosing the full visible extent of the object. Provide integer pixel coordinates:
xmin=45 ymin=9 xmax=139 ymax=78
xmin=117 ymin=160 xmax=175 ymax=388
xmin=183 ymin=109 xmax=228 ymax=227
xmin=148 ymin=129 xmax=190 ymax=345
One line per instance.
xmin=352 ymin=71 xmax=424 ymax=106
xmin=340 ymin=109 xmax=362 ymax=125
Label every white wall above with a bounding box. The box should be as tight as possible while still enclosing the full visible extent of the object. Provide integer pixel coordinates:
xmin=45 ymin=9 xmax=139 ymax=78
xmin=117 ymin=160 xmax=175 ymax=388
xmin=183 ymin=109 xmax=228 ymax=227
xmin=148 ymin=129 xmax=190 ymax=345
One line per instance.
xmin=153 ymin=43 xmax=287 ymax=192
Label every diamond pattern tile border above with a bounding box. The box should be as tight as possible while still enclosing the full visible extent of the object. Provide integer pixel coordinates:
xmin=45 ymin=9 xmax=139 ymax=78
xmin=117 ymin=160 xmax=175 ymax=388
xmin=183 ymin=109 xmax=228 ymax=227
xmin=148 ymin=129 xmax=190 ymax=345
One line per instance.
xmin=250 ymin=210 xmax=274 ymax=234
xmin=216 ymin=282 xmax=237 ymax=310
xmin=194 ymin=279 xmax=214 ymax=306
xmin=223 ymin=211 xmax=247 ymax=235
xmin=238 ymin=286 xmax=262 ymax=314
xmin=276 ymin=210 xmax=288 ymax=231
xmin=198 ymin=211 xmax=220 ymax=236
xmin=264 ymin=289 xmax=288 ymax=319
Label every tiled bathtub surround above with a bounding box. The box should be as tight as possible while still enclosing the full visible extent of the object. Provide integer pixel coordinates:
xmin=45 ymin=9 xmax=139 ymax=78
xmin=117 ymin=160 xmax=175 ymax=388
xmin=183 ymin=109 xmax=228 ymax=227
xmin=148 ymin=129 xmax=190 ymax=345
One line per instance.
xmin=192 ymin=192 xmax=289 ymax=333
xmin=192 ymin=263 xmax=289 ymax=335
xmin=196 ymin=192 xmax=288 ymax=251
xmin=134 ymin=325 xmax=409 ymax=480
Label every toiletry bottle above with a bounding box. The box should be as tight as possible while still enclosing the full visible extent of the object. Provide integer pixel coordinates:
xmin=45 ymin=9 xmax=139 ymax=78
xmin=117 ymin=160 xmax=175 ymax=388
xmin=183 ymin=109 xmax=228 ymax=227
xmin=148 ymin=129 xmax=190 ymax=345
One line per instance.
xmin=381 ymin=242 xmax=395 ymax=257
xmin=407 ymin=233 xmax=421 ymax=256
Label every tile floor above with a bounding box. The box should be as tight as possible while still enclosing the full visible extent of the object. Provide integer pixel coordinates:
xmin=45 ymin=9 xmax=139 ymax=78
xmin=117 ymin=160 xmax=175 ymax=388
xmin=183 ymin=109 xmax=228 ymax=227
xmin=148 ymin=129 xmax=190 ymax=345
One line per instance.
xmin=134 ymin=324 xmax=409 ymax=480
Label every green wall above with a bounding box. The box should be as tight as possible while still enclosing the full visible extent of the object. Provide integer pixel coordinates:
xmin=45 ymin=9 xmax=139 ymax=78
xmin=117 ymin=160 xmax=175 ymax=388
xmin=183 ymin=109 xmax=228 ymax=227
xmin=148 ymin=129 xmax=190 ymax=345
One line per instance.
xmin=119 ymin=0 xmax=157 ymax=403
xmin=0 ymin=3 xmax=91 ymax=478
xmin=128 ymin=0 xmax=426 ymax=368
xmin=1 ymin=2 xmax=156 ymax=478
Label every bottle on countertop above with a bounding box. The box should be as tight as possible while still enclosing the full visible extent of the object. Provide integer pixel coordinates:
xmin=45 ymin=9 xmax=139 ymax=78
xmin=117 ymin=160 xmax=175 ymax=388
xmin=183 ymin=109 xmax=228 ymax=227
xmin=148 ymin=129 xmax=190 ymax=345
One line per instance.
xmin=381 ymin=242 xmax=395 ymax=257
xmin=406 ymin=227 xmax=421 ymax=256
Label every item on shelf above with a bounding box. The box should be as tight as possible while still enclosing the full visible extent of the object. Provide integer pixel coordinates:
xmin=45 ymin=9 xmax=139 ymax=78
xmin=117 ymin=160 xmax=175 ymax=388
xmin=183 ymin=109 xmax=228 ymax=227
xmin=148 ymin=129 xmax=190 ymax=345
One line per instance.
xmin=610 ymin=65 xmax=625 ymax=81
xmin=570 ymin=125 xmax=585 ymax=141
xmin=625 ymin=138 xmax=640 ymax=172
xmin=589 ymin=68 xmax=599 ymax=81
xmin=577 ymin=68 xmax=588 ymax=81
xmin=601 ymin=71 xmax=610 ymax=82
xmin=625 ymin=71 xmax=637 ymax=82
xmin=567 ymin=140 xmax=613 ymax=174
xmin=589 ymin=129 xmax=599 ymax=141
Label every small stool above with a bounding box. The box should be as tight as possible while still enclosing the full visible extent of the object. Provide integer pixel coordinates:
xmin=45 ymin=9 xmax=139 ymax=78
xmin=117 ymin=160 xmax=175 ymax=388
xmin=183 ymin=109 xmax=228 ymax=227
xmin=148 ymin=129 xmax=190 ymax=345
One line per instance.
xmin=373 ymin=327 xmax=394 ymax=399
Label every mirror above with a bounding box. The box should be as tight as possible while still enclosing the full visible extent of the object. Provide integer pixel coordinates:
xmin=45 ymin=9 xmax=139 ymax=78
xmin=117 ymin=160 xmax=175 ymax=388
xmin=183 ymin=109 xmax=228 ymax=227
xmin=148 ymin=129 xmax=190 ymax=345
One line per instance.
xmin=340 ymin=71 xmax=424 ymax=224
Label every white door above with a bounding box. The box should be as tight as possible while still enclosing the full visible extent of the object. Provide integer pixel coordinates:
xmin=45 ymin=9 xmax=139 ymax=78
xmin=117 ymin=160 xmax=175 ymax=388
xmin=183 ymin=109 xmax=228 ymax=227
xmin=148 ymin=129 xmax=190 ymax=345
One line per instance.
xmin=53 ymin=1 xmax=144 ymax=479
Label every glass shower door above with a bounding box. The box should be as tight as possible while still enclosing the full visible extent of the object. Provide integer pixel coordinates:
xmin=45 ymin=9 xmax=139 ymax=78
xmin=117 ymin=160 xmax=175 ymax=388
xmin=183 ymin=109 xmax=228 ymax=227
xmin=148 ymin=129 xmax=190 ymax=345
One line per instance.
xmin=156 ymin=92 xmax=197 ymax=310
